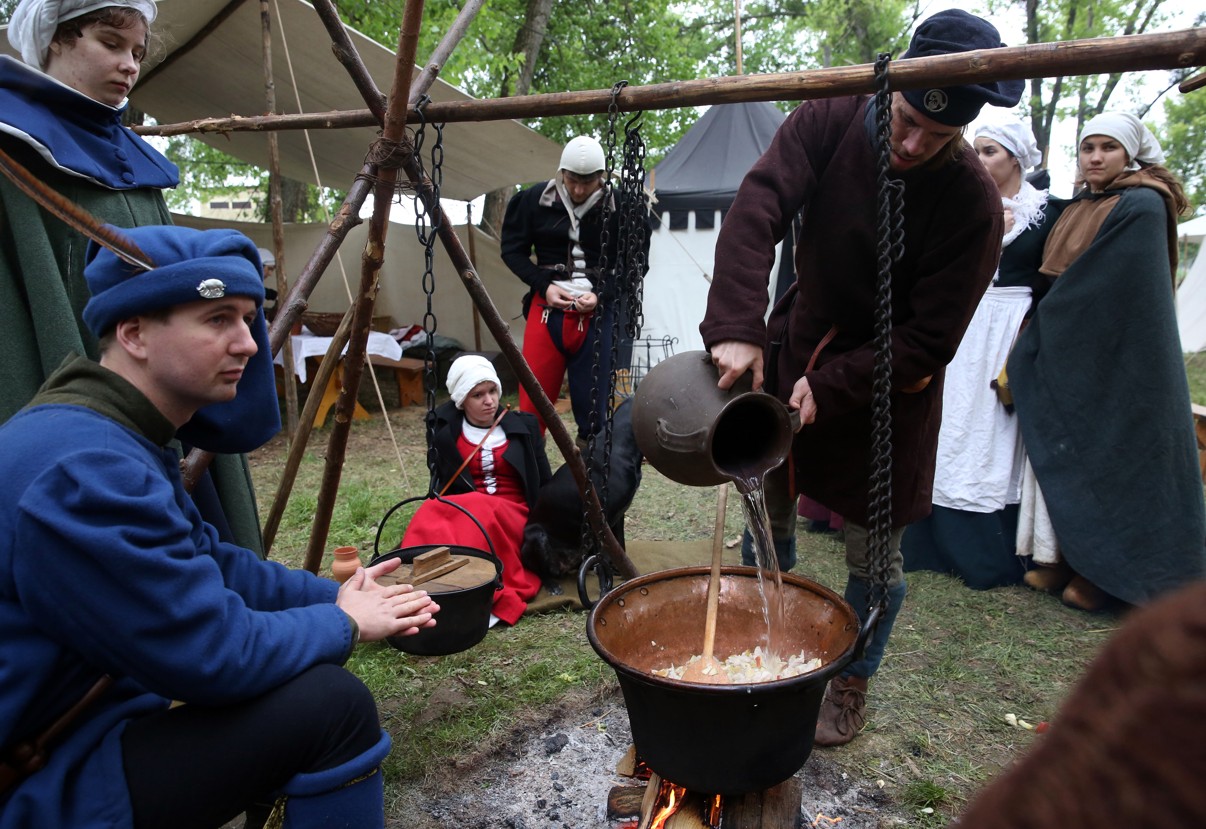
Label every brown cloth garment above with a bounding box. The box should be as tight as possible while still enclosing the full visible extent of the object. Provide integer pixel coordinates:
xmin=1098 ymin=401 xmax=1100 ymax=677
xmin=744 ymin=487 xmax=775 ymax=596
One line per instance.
xmin=700 ymin=95 xmax=1003 ymax=526
xmin=1039 ymin=167 xmax=1179 ymax=283
xmin=955 ymin=581 xmax=1206 ymax=828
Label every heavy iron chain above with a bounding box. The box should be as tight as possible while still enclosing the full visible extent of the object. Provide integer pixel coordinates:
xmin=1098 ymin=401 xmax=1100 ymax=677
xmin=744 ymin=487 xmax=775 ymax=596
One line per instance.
xmin=867 ymin=53 xmax=906 ymax=610
xmin=412 ymin=95 xmax=445 ymax=495
xmin=579 ymin=81 xmax=648 ymax=571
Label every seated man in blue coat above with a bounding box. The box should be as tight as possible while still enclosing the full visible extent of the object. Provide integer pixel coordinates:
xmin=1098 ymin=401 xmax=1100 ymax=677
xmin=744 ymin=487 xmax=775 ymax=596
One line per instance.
xmin=0 ymin=225 xmax=440 ymax=829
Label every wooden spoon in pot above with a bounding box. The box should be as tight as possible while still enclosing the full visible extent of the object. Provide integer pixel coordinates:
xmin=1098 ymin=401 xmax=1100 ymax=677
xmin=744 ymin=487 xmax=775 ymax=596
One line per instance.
xmin=681 ymin=485 xmax=730 ymax=685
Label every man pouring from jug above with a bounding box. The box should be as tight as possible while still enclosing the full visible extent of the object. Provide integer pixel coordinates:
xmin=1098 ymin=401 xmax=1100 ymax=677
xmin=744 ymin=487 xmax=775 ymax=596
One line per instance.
xmin=700 ymin=10 xmax=1023 ymax=746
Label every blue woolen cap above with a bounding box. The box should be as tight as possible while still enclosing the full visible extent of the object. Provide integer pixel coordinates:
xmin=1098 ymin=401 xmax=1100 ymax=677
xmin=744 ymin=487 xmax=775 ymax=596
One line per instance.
xmin=83 ymin=225 xmax=265 ymax=337
xmin=901 ymin=10 xmax=1024 ymax=126
xmin=82 ymin=225 xmax=280 ymax=453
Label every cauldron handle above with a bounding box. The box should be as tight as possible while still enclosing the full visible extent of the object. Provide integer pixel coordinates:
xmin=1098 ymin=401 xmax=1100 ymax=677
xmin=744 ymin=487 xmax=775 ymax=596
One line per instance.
xmin=576 ymin=553 xmax=615 ymax=609
xmin=850 ymin=605 xmax=882 ymax=664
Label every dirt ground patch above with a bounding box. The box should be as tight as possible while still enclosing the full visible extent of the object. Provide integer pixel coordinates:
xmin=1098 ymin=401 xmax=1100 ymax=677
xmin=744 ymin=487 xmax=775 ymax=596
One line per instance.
xmin=392 ymin=689 xmax=910 ymax=829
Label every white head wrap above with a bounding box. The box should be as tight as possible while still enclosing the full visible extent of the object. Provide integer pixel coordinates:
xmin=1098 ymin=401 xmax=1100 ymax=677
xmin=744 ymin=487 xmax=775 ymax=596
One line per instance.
xmin=1079 ymin=112 xmax=1165 ymax=171
xmin=256 ymin=247 xmax=276 ymax=268
xmin=7 ymin=0 xmax=157 ymax=69
xmin=446 ymin=355 xmax=501 ymax=409
xmin=974 ymin=116 xmax=1043 ymax=171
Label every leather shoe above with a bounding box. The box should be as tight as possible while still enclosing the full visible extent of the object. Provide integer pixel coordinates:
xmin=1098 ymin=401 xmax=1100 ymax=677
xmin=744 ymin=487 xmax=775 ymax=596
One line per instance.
xmin=1023 ymin=562 xmax=1073 ymax=594
xmin=813 ymin=674 xmax=868 ymax=747
xmin=1062 ymin=575 xmax=1109 ymax=612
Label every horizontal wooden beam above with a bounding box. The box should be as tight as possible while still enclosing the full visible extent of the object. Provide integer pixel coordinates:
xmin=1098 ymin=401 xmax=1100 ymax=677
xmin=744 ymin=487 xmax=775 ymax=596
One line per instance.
xmin=137 ymin=27 xmax=1205 ymax=138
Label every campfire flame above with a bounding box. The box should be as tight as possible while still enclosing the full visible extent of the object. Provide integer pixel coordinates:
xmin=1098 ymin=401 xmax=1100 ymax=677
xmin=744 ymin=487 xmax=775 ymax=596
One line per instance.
xmin=642 ymin=779 xmax=723 ymax=829
xmin=648 ymin=780 xmax=685 ymax=829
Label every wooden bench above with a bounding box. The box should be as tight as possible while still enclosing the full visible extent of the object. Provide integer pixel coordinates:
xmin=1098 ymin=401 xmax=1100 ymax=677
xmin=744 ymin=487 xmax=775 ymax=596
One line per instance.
xmin=369 ymin=355 xmax=427 ymax=407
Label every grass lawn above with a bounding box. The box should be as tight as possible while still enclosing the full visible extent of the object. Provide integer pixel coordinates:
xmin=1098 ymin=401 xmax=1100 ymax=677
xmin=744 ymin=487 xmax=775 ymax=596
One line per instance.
xmin=252 ymin=361 xmax=1203 ymax=825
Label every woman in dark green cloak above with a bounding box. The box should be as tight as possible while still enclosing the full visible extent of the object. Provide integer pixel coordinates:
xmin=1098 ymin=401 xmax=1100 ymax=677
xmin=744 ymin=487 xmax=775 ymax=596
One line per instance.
xmin=1 ymin=0 xmax=275 ymax=554
xmin=1009 ymin=112 xmax=1204 ymax=611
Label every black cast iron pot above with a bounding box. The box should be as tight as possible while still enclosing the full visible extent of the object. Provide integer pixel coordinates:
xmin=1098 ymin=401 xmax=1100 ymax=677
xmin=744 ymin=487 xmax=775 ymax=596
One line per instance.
xmin=371 ymin=544 xmax=502 ymax=656
xmin=587 ymin=565 xmax=873 ymax=795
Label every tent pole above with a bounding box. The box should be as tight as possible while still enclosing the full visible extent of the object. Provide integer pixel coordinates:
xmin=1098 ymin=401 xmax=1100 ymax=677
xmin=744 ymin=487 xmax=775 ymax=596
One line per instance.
xmin=260 ymin=0 xmax=300 ymax=440
xmin=138 ymin=28 xmax=1206 ymax=137
xmin=466 ymin=203 xmax=483 ymax=352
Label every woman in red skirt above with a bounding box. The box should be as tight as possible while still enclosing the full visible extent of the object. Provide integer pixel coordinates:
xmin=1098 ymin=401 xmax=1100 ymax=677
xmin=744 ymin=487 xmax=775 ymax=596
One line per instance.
xmin=401 ymin=355 xmax=552 ymax=625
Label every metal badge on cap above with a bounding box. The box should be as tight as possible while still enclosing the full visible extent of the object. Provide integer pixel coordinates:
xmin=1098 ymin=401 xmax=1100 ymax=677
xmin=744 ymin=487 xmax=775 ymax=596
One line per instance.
xmin=922 ymin=89 xmax=949 ymax=113
xmin=197 ymin=278 xmax=227 ymax=299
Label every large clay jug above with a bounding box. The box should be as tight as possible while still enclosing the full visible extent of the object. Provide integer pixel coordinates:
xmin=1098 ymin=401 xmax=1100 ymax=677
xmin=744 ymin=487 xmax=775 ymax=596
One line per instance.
xmin=632 ymin=351 xmax=794 ymax=487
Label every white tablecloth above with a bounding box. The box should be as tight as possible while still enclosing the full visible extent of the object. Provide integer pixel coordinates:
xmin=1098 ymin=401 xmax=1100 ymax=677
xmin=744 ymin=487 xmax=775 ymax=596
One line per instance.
xmin=275 ymin=327 xmax=404 ymax=383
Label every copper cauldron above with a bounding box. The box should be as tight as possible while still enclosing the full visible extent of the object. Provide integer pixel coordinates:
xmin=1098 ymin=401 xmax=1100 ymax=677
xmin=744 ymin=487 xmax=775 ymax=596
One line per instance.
xmin=587 ymin=566 xmax=873 ymax=795
xmin=632 ymin=351 xmax=794 ymax=487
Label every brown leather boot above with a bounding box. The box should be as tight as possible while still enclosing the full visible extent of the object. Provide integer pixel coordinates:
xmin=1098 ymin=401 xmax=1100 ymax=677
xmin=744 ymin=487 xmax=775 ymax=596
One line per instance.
xmin=1023 ymin=561 xmax=1073 ymax=594
xmin=1062 ymin=575 xmax=1109 ymax=612
xmin=813 ymin=674 xmax=868 ymax=747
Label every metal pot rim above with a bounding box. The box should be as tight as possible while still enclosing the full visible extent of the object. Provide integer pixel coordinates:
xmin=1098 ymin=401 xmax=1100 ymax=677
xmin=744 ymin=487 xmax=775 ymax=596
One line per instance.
xmin=587 ymin=565 xmax=861 ymax=693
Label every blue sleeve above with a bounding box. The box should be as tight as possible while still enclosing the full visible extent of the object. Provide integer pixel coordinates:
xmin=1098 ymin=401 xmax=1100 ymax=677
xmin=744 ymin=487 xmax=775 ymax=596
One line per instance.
xmin=12 ymin=448 xmax=354 ymax=705
xmin=207 ymin=537 xmax=339 ymax=611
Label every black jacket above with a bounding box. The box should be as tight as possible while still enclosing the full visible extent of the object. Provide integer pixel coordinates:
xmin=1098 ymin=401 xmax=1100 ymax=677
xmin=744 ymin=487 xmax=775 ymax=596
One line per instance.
xmin=500 ymin=181 xmax=618 ymax=309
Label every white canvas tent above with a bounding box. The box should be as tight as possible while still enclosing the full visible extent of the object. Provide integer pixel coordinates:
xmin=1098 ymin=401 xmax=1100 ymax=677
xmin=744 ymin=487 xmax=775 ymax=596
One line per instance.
xmin=1 ymin=0 xmax=560 ymax=200
xmin=1 ymin=0 xmax=557 ymax=349
xmin=173 ymin=212 xmax=526 ymax=352
xmin=640 ymin=102 xmax=791 ymax=362
xmin=1175 ymin=216 xmax=1206 ymax=352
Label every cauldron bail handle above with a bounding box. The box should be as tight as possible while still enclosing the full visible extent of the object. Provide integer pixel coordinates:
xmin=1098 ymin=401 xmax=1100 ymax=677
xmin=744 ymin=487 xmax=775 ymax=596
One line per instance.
xmin=850 ymin=604 xmax=882 ymax=664
xmin=653 ymin=419 xmax=709 ymax=454
xmin=372 ymin=493 xmax=499 ymax=561
xmin=576 ymin=553 xmax=615 ymax=610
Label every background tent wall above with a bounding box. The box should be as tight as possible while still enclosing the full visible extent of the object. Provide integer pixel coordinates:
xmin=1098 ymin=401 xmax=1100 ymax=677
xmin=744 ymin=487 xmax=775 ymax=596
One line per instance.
xmin=173 ymin=213 xmax=527 ymax=355
xmin=641 ymin=102 xmax=792 ymax=361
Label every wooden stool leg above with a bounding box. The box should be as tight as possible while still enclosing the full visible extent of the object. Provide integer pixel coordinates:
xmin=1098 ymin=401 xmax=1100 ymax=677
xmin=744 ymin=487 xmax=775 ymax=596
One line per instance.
xmin=315 ymin=365 xmax=371 ymax=428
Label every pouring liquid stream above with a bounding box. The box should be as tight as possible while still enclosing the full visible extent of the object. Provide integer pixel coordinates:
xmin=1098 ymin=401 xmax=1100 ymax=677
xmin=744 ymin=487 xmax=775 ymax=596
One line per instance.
xmin=730 ymin=471 xmax=788 ymax=666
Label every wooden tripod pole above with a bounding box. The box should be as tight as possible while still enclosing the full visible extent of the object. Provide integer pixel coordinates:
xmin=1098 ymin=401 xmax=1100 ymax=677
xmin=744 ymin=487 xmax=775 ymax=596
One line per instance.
xmin=301 ymin=0 xmax=426 ymax=575
xmin=300 ymin=0 xmax=638 ymax=580
xmin=139 ymin=28 xmax=1206 ymax=137
xmin=184 ymin=0 xmax=485 ymax=533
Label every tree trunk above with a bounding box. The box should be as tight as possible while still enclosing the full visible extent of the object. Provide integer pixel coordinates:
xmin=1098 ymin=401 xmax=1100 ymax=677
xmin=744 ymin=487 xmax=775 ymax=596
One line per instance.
xmin=280 ymin=176 xmax=308 ymax=222
xmin=479 ymin=0 xmax=554 ymax=237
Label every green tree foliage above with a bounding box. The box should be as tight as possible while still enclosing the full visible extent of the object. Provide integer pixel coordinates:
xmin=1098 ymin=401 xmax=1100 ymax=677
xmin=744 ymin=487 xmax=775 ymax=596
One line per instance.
xmin=986 ymin=0 xmax=1182 ymax=166
xmin=160 ymin=136 xmax=339 ymax=222
xmin=1158 ymin=80 xmax=1206 ymax=217
xmin=337 ymin=0 xmax=719 ymax=159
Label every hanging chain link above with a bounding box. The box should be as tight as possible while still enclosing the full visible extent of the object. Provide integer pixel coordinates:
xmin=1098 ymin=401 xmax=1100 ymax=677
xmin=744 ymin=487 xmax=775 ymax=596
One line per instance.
xmin=412 ymin=95 xmax=445 ymax=495
xmin=578 ymin=81 xmax=648 ymax=570
xmin=867 ymin=53 xmax=906 ymax=610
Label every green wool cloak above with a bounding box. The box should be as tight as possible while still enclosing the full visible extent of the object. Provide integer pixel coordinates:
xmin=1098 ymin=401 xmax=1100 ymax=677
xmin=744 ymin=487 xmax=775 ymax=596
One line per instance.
xmin=0 ymin=136 xmax=265 ymax=556
xmin=1007 ymin=185 xmax=1205 ymax=604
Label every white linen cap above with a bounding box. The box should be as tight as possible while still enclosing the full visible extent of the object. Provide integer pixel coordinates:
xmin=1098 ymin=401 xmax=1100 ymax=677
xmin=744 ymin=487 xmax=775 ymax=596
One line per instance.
xmin=975 ymin=116 xmax=1043 ymax=171
xmin=446 ymin=354 xmax=501 ymax=409
xmin=7 ymin=0 xmax=157 ymax=69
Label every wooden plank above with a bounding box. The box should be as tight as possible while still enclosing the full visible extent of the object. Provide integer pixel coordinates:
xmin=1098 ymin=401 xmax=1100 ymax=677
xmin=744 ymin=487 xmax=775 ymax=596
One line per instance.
xmin=608 ymin=785 xmax=646 ymax=820
xmin=756 ymin=779 xmax=802 ymax=829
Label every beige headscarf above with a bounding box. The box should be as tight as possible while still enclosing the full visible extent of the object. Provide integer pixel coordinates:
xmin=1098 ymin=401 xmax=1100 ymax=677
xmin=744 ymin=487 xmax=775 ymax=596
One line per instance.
xmin=7 ymin=0 xmax=157 ymax=69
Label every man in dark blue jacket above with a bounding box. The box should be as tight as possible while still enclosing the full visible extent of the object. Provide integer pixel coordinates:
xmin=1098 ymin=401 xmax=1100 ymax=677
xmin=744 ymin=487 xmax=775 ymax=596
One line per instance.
xmin=0 ymin=225 xmax=439 ymax=829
